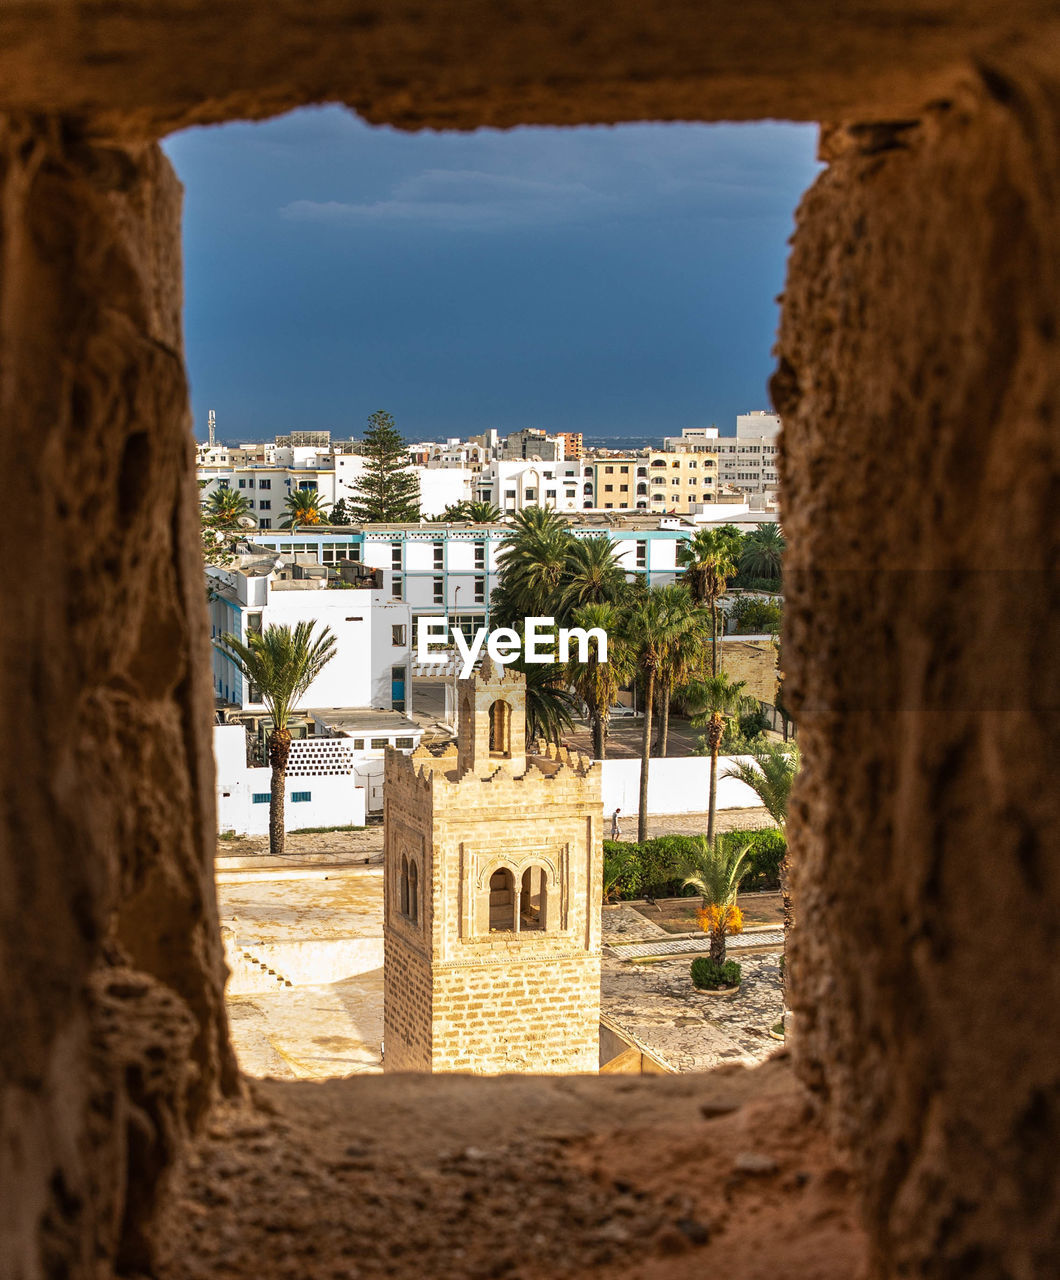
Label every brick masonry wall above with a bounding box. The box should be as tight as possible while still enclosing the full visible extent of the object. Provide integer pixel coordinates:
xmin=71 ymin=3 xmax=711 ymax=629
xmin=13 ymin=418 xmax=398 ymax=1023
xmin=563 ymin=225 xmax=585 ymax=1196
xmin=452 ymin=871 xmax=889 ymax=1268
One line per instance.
xmin=382 ymin=940 xmax=433 ymax=1071
xmin=430 ymin=955 xmax=601 ymax=1073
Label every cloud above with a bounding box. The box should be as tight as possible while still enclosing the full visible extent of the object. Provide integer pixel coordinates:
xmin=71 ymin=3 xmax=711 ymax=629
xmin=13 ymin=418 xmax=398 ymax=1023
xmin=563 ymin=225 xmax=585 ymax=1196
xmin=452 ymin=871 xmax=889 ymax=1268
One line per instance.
xmin=280 ymin=167 xmax=622 ymax=230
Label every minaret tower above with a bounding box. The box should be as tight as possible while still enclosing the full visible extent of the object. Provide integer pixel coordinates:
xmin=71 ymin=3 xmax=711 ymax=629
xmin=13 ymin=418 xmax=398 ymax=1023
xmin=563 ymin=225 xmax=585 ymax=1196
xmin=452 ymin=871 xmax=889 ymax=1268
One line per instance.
xmin=383 ymin=661 xmax=603 ymax=1073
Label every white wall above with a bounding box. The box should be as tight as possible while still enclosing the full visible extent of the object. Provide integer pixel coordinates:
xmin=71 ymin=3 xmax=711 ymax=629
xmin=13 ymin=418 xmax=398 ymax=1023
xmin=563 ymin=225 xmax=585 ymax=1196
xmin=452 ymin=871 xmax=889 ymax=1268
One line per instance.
xmin=599 ymin=755 xmax=765 ymax=818
xmin=214 ymin=726 xmax=367 ymax=836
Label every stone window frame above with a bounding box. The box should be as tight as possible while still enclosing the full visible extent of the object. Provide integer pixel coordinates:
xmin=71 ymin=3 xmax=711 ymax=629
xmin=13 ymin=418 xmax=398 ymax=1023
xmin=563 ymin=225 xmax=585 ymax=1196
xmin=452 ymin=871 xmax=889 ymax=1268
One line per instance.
xmin=468 ymin=849 xmax=566 ymax=940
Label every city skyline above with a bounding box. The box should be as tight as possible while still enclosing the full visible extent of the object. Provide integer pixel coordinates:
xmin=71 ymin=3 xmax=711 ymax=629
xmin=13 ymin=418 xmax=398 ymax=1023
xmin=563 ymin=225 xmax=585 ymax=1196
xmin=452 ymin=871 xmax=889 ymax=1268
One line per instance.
xmin=166 ymin=109 xmax=820 ymax=442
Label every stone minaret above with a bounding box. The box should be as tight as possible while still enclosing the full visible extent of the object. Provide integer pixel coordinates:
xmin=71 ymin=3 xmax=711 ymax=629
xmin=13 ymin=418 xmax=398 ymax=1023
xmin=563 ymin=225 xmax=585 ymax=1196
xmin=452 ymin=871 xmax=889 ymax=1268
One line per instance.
xmin=383 ymin=659 xmax=602 ymax=1073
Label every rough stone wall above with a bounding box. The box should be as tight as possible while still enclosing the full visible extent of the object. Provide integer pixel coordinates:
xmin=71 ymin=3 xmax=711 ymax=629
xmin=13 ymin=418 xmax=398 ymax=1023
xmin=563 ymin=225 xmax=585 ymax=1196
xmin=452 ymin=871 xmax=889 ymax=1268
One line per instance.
xmin=719 ymin=637 xmax=779 ymax=704
xmin=777 ymin=66 xmax=1060 ymax=1278
xmin=0 ymin=119 xmax=235 ymax=1278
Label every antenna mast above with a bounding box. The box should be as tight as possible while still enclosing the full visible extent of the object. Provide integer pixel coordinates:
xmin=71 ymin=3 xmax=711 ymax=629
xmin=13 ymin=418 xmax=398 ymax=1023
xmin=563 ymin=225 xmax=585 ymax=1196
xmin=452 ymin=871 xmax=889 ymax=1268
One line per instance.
xmin=208 ymin=409 xmax=216 ymax=449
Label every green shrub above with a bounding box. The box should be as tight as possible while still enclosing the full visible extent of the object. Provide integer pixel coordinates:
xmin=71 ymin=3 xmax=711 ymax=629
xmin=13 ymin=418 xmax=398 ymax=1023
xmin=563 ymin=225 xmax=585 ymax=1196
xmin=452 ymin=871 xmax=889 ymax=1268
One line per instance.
xmin=603 ymin=840 xmax=643 ymax=900
xmin=601 ymin=828 xmax=785 ymax=900
xmin=690 ymin=957 xmax=742 ymax=989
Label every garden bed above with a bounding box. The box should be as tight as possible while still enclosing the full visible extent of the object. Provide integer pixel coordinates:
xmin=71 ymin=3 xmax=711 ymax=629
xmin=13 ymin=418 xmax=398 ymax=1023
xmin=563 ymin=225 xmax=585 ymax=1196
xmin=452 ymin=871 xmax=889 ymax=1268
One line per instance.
xmin=632 ymin=891 xmax=783 ymax=935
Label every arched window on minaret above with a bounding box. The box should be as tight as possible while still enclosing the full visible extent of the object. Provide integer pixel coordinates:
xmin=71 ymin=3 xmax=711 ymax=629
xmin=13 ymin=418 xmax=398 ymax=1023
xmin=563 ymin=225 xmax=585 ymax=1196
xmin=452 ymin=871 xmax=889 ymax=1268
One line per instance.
xmin=488 ymin=867 xmax=516 ymax=932
xmin=488 ymin=699 xmax=511 ymax=758
xmin=520 ymin=865 xmax=547 ymax=931
xmin=407 ymin=859 xmax=419 ymax=924
xmin=399 ymin=855 xmax=410 ymax=917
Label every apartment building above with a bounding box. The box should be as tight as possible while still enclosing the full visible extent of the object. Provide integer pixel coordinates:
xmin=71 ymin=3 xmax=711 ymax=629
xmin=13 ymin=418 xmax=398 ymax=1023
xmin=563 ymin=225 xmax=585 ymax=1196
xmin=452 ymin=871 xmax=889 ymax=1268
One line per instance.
xmin=590 ymin=456 xmax=646 ymax=509
xmin=475 ymin=459 xmax=589 ymax=513
xmin=713 ymin=411 xmax=781 ymax=495
xmin=498 ymin=427 xmax=566 ymax=461
xmin=644 ymin=449 xmax=718 ymax=513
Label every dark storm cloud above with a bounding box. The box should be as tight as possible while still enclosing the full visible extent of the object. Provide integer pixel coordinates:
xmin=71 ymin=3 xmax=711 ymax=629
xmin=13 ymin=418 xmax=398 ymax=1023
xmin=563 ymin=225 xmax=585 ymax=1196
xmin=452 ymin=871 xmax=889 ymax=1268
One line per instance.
xmin=164 ymin=108 xmax=819 ymax=442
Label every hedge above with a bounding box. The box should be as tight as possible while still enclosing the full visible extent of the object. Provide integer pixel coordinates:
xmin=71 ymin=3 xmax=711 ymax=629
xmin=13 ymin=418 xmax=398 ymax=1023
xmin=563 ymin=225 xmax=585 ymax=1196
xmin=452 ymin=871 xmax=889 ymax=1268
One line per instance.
xmin=603 ymin=827 xmax=785 ymax=901
xmin=691 ymin=957 xmax=741 ymax=989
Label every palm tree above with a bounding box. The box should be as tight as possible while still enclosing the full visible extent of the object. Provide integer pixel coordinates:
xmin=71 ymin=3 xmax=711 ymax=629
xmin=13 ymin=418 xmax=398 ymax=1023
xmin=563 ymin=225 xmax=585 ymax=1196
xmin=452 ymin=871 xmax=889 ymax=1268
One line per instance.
xmin=681 ymin=836 xmax=752 ymax=967
xmin=724 ymin=742 xmax=800 ymax=938
xmin=565 ymin=602 xmax=634 ymax=759
xmin=677 ymin=527 xmax=739 ymax=675
xmin=215 ymin=622 xmax=337 ymax=857
xmin=494 ymin=506 xmax=574 ymax=623
xmin=685 ymin=672 xmax=757 ymax=845
xmin=739 ymin=523 xmax=785 ymax=585
xmin=207 ymin=486 xmax=252 ymax=527
xmin=281 ymin=488 xmax=331 ymax=528
xmin=554 ymin=536 xmax=627 ymax=622
xmin=622 ymin=589 xmax=684 ymax=842
xmin=651 ymin=585 xmax=707 ymax=757
xmin=722 ymin=741 xmax=800 ymax=830
xmin=462 ymin=500 xmax=503 ymax=523
xmin=514 ymin=654 xmax=578 ymax=746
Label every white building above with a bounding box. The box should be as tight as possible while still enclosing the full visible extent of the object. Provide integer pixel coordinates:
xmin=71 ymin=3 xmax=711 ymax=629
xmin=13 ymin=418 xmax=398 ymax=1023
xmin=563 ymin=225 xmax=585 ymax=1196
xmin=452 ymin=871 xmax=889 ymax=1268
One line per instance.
xmin=474 ymin=458 xmax=590 ymax=513
xmin=208 ymin=553 xmax=413 ymax=713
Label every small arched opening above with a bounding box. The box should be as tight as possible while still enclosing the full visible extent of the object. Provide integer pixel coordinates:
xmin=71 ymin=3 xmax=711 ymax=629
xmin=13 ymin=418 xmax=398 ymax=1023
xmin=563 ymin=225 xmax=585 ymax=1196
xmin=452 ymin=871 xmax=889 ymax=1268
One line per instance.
xmin=399 ymin=854 xmax=410 ymax=917
xmin=520 ymin=865 xmax=547 ymax=931
xmin=488 ymin=698 xmax=512 ymax=758
xmin=407 ymin=859 xmax=419 ymax=923
xmin=488 ymin=867 xmax=516 ymax=932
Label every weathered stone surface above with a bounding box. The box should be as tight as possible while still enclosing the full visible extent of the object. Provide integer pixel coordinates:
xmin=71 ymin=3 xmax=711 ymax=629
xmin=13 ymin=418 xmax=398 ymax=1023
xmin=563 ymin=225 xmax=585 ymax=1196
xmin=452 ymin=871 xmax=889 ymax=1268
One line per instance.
xmin=778 ymin=72 xmax=1060 ymax=1278
xmin=1 ymin=2 xmax=1060 ymax=137
xmin=0 ymin=118 xmax=234 ymax=1277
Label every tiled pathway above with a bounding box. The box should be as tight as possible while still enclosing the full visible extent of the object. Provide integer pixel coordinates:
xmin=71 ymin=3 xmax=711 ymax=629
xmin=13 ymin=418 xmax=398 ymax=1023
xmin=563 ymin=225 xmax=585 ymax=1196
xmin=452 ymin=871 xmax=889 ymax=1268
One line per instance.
xmin=608 ymin=928 xmax=784 ymax=961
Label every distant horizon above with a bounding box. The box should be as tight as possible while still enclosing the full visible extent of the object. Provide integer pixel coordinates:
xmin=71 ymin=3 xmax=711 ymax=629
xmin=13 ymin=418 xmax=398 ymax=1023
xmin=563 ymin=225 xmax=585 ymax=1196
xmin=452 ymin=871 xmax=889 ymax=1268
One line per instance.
xmin=207 ymin=423 xmax=754 ymax=447
xmin=167 ymin=109 xmax=819 ymax=442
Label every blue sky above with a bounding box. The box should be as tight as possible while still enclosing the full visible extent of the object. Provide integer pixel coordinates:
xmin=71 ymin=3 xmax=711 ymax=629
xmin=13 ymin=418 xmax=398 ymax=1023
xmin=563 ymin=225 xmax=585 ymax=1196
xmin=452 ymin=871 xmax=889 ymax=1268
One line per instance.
xmin=164 ymin=108 xmax=819 ymax=443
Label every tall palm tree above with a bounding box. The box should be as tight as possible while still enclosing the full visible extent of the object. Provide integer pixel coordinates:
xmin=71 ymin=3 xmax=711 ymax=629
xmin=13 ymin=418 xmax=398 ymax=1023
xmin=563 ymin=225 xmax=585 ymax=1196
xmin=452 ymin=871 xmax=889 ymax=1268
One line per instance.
xmin=216 ymin=622 xmax=337 ymax=857
xmin=685 ymin=672 xmax=757 ymax=845
xmin=681 ymin=835 xmax=752 ymax=967
xmin=565 ymin=602 xmax=634 ymax=759
xmin=677 ymin=527 xmax=739 ymax=675
xmin=512 ymin=653 xmax=578 ymax=746
xmin=281 ymin=488 xmax=331 ymax=528
xmin=651 ymin=584 xmax=708 ymax=757
xmin=739 ymin=522 xmax=786 ymax=585
xmin=554 ymin=536 xmax=627 ymax=622
xmin=462 ymin=500 xmax=503 ymax=523
xmin=622 ymin=589 xmax=684 ymax=842
xmin=207 ymin=486 xmax=252 ymax=527
xmin=724 ymin=742 xmax=801 ymax=939
xmin=494 ymin=506 xmax=574 ymax=623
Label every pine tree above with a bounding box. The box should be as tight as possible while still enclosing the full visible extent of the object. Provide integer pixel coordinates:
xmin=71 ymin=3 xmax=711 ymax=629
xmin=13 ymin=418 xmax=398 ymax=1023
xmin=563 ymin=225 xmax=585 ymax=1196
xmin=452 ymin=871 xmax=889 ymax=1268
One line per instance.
xmin=347 ymin=410 xmax=420 ymax=523
xmin=329 ymin=498 xmax=352 ymax=526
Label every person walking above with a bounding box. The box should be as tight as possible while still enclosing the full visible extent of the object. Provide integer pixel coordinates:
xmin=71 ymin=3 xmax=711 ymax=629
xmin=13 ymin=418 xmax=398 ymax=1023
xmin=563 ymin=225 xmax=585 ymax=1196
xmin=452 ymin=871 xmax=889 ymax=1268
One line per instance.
xmin=611 ymin=807 xmax=621 ymax=840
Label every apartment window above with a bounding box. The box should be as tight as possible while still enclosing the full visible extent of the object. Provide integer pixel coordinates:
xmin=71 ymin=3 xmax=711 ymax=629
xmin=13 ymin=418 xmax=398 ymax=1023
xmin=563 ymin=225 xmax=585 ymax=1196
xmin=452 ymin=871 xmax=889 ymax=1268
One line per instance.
xmin=474 ymin=576 xmax=486 ymax=603
xmin=238 ymin=479 xmax=246 ymax=488
xmin=395 ymin=737 xmax=414 ymax=750
xmin=604 ymin=503 xmax=613 ymax=509
xmin=474 ymin=541 xmax=485 ymax=567
xmin=604 ymin=465 xmax=614 ymax=474
xmin=259 ymin=500 xmax=271 ymax=510
xmin=637 ymin=466 xmax=647 ymax=477
xmin=252 ymin=793 xmax=271 ymax=804
xmin=619 ymin=484 xmax=628 ymax=493
xmin=565 ymin=490 xmax=576 ymax=500
xmin=259 ymin=518 xmax=271 ymax=529
xmin=217 ymin=480 xmax=229 ymax=489
xmin=689 ymin=460 xmax=698 ymax=468
xmin=651 ymin=459 xmax=665 ymax=468
xmin=505 ymin=489 xmax=516 ymax=499
xmin=620 ymin=465 xmax=629 ymax=474
xmin=392 ymin=624 xmax=406 ymax=646
xmin=371 ymin=738 xmax=388 ymax=750
xmin=247 ymin=612 xmax=263 ymax=634
xmin=688 ymin=478 xmax=697 ymax=486
xmin=525 ymin=488 xmax=536 ymax=500
xmin=433 ymin=541 xmax=444 ymax=568
xmin=291 ymin=791 xmax=311 ymax=803
xmin=604 ymin=484 xmax=614 ymax=493
xmin=546 ymin=489 xmax=556 ymax=498
xmin=391 ymin=541 xmax=402 ymax=568
xmin=259 ymin=479 xmax=271 ymax=489
xmin=353 ymin=739 xmax=364 ymax=749
xmin=298 ymin=480 xmax=318 ymax=491
xmin=636 ymin=541 xmax=647 ymax=568
xmin=672 ymin=478 xmax=680 ymax=486
xmin=433 ymin=577 xmax=444 ymax=604
xmin=392 ymin=575 xmax=403 ymax=599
